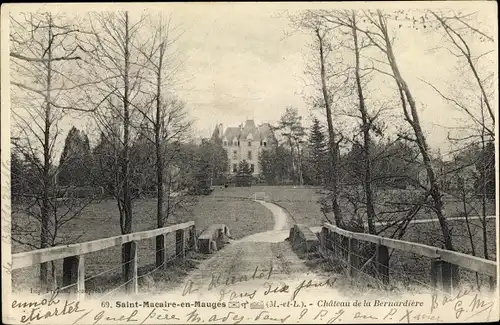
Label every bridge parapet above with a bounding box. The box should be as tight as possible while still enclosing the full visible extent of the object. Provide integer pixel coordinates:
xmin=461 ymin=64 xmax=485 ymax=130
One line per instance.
xmin=198 ymin=224 xmax=232 ymax=254
xmin=11 ymin=221 xmax=196 ymax=297
xmin=288 ymin=224 xmax=319 ymax=253
xmin=319 ymin=222 xmax=497 ymax=293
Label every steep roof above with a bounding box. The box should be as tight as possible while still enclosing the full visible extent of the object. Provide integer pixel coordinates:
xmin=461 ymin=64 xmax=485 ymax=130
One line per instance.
xmin=211 ymin=124 xmax=222 ymax=141
xmin=240 ymin=119 xmax=258 ymax=140
xmin=258 ymin=123 xmax=273 ymax=140
xmin=220 ymin=120 xmax=275 ymax=143
xmin=223 ymin=127 xmax=241 ymax=141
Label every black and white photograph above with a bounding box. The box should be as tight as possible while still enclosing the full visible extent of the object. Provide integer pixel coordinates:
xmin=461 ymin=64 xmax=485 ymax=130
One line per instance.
xmin=1 ymin=1 xmax=498 ymax=324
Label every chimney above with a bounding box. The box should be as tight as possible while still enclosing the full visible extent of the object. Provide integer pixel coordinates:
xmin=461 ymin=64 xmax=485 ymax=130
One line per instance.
xmin=218 ymin=123 xmax=223 ymax=136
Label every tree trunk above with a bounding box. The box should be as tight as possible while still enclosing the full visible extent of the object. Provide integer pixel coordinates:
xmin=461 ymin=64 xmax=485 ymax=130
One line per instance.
xmin=377 ymin=11 xmax=453 ymax=250
xmin=121 ymin=12 xmax=134 ymax=285
xmin=155 ymin=42 xmax=165 ymax=267
xmin=40 ymin=18 xmax=53 ymax=287
xmin=479 ymin=107 xmax=493 ymax=288
xmin=289 ymin=136 xmax=296 ymax=183
xmin=296 ymin=142 xmax=304 ymax=186
xmin=316 ymin=28 xmax=342 ymax=226
xmin=352 ymin=14 xmax=376 ymax=234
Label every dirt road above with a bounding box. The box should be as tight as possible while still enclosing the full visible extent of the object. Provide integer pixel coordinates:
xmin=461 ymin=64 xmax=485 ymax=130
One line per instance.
xmin=237 ymin=200 xmax=290 ymax=243
xmin=166 ymin=199 xmax=338 ymax=302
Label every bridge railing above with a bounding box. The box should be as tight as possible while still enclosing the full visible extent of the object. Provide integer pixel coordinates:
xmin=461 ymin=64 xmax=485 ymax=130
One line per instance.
xmin=11 ymin=221 xmax=196 ymax=299
xmin=319 ymin=222 xmax=497 ymax=294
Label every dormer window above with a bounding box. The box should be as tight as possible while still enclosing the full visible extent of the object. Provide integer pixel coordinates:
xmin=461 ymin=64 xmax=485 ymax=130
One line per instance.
xmin=246 ymin=133 xmax=253 ymax=147
xmin=223 ymin=140 xmax=228 ymax=146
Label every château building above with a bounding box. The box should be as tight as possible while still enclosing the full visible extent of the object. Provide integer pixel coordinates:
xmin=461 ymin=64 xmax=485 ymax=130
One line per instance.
xmin=212 ymin=120 xmax=275 ymax=177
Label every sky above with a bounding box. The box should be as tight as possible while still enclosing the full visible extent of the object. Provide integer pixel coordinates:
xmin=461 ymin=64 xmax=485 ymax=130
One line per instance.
xmin=3 ymin=2 xmax=498 ymax=160
xmin=163 ymin=2 xmax=497 ymax=155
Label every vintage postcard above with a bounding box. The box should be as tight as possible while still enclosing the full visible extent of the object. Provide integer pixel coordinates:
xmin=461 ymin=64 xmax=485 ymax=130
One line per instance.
xmin=1 ymin=1 xmax=499 ymax=324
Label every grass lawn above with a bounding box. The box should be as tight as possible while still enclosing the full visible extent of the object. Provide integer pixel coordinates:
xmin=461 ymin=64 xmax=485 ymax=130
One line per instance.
xmin=211 ymin=185 xmax=327 ymax=226
xmin=172 ymin=195 xmax=275 ymax=239
xmin=210 ymin=185 xmax=496 ymax=229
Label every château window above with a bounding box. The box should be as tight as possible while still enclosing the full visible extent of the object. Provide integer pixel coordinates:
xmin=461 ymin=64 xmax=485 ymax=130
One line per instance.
xmin=223 ymin=141 xmax=228 ymax=146
xmin=250 ymin=164 xmax=255 ymax=173
xmin=248 ymin=151 xmax=252 ymax=160
xmin=263 ymin=141 xmax=267 ymax=147
xmin=248 ymin=141 xmax=252 ymax=146
xmin=232 ymin=150 xmax=238 ymax=160
xmin=232 ymin=164 xmax=237 ymax=173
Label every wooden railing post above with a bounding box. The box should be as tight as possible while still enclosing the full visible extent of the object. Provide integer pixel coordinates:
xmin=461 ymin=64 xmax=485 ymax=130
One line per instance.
xmin=332 ymin=232 xmax=338 ymax=257
xmin=319 ymin=227 xmax=328 ymax=256
xmin=188 ymin=226 xmax=198 ymax=252
xmin=348 ymin=238 xmax=359 ymax=278
xmin=62 ymin=255 xmax=85 ymax=298
xmin=176 ymin=229 xmax=185 ymax=259
xmin=124 ymin=241 xmax=138 ymax=294
xmin=375 ymin=243 xmax=389 ymax=285
xmin=430 ymin=258 xmax=438 ymax=290
xmin=341 ymin=235 xmax=349 ymax=260
xmin=156 ymin=233 xmax=167 ymax=268
xmin=77 ymin=255 xmax=85 ymax=299
xmin=488 ymin=276 xmax=496 ymax=292
xmin=431 ymin=259 xmax=456 ymax=294
xmin=162 ymin=234 xmax=168 ymax=270
xmin=324 ymin=229 xmax=334 ymax=262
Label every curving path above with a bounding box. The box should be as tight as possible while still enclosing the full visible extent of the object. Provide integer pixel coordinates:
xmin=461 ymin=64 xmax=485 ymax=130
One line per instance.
xmin=163 ymin=197 xmax=337 ymax=301
xmin=237 ymin=200 xmax=291 ymax=243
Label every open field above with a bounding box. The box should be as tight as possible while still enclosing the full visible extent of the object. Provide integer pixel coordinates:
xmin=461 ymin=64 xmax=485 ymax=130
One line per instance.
xmin=10 ymin=185 xmax=497 ymax=293
xmin=211 ymin=185 xmax=326 ymax=225
xmin=210 ymin=185 xmax=496 ymax=226
xmin=10 ymin=195 xmax=274 ymax=292
xmin=172 ymin=195 xmax=275 ymax=239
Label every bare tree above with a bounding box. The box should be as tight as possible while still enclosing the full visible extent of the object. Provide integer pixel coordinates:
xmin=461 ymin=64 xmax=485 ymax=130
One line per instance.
xmin=9 ymin=12 xmax=99 ymax=288
xmin=132 ymin=14 xmax=192 ymax=267
xmin=414 ymin=10 xmax=495 ymax=280
xmin=428 ymin=11 xmax=495 ymax=129
xmin=288 ymin=11 xmax=346 ymax=226
xmin=346 ymin=10 xmax=455 ymax=250
xmin=293 ymin=10 xmax=390 ymax=230
xmin=315 ymin=29 xmax=344 ymax=226
xmin=79 ymin=11 xmax=149 ymax=289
